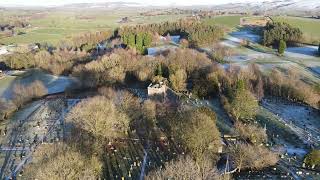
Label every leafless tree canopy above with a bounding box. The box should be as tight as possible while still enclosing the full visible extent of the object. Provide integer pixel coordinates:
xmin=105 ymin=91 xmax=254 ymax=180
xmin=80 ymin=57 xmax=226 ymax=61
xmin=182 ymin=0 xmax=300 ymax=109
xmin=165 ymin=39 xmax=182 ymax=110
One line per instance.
xmin=229 ymin=143 xmax=279 ymax=171
xmin=66 ymin=96 xmax=130 ymax=140
xmin=146 ymin=156 xmax=221 ymax=180
xmin=24 ymin=143 xmax=102 ymax=180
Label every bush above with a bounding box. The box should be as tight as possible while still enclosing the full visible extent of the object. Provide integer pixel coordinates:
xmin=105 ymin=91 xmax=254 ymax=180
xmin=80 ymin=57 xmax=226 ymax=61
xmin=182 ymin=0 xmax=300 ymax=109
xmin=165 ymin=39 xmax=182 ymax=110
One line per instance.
xmin=304 ymin=150 xmax=320 ymax=169
xmin=278 ymin=40 xmax=286 ymax=55
xmin=210 ymin=44 xmax=232 ymax=63
xmin=0 ymin=99 xmax=17 ymax=121
xmin=12 ymin=80 xmax=47 ymax=107
xmin=265 ymin=68 xmax=320 ymax=108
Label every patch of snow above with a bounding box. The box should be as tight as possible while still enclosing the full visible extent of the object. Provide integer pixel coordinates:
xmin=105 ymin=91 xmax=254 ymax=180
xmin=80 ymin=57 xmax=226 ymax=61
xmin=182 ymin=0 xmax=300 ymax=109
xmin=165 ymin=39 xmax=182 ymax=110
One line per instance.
xmin=285 ymin=45 xmax=319 ymax=59
xmin=230 ymin=31 xmax=261 ymax=43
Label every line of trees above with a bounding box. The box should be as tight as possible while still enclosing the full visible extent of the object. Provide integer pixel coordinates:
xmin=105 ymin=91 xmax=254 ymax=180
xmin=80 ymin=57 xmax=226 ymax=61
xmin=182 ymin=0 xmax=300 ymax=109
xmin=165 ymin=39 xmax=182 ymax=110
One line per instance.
xmin=3 ymin=49 xmax=90 ymax=75
xmin=57 ymin=30 xmax=113 ymax=52
xmin=121 ymin=32 xmax=152 ymax=54
xmin=119 ymin=20 xmax=224 ymax=51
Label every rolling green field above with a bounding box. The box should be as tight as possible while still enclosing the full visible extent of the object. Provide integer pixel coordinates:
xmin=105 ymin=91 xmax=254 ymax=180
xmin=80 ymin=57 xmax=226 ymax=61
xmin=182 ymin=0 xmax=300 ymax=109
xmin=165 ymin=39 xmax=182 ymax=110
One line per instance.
xmin=273 ymin=16 xmax=320 ymax=44
xmin=0 ymin=10 xmax=188 ymax=45
xmin=203 ymin=15 xmax=245 ymax=29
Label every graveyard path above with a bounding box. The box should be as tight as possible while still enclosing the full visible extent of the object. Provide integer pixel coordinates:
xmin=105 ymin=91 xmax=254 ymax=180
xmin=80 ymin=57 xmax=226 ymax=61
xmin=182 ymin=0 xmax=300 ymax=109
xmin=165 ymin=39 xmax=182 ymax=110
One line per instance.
xmin=261 ymin=99 xmax=320 ymax=148
xmin=0 ymin=101 xmax=44 ymax=179
xmin=9 ymin=98 xmax=81 ymax=178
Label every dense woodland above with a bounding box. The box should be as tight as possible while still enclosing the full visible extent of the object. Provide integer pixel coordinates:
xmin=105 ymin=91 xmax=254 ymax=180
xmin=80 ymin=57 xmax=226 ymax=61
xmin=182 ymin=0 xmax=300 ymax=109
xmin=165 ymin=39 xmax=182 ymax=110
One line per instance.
xmin=263 ymin=22 xmax=303 ymax=46
xmin=119 ymin=20 xmax=224 ymax=53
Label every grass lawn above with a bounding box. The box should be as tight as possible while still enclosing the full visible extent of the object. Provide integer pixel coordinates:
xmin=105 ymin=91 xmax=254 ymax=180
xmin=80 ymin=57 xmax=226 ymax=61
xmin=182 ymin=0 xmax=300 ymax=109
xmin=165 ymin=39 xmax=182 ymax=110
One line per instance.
xmin=203 ymin=15 xmax=245 ymax=29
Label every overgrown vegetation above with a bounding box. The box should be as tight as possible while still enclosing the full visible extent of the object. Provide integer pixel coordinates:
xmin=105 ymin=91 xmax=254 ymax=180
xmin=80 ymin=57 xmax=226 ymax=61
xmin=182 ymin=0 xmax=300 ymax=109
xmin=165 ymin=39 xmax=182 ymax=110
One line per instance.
xmin=304 ymin=150 xmax=320 ymax=170
xmin=12 ymin=80 xmax=47 ymax=107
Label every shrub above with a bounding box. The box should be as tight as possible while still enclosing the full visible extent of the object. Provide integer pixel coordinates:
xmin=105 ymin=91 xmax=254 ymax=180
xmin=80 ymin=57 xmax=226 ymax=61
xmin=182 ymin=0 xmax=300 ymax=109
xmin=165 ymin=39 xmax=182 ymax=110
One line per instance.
xmin=211 ymin=44 xmax=232 ymax=63
xmin=265 ymin=68 xmax=320 ymax=108
xmin=0 ymin=99 xmax=17 ymax=121
xmin=12 ymin=81 xmax=47 ymax=107
xmin=304 ymin=150 xmax=320 ymax=169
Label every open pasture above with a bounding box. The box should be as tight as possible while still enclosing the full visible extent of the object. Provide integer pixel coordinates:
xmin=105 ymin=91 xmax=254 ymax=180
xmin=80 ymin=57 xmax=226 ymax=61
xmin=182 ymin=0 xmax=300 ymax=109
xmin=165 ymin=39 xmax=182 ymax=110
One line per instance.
xmin=0 ymin=10 xmax=187 ymax=45
xmin=273 ymin=16 xmax=320 ymax=45
xmin=203 ymin=15 xmax=245 ymax=29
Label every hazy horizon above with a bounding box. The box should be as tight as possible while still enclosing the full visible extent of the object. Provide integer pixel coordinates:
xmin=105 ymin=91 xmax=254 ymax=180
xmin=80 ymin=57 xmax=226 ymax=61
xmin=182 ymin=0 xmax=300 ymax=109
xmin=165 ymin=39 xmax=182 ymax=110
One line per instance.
xmin=0 ymin=0 xmax=274 ymax=7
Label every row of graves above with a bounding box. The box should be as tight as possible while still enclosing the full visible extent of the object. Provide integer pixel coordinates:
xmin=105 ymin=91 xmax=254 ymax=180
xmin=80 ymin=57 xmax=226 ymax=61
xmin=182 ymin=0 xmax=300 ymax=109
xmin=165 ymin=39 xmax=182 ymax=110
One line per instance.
xmin=104 ymin=131 xmax=185 ymax=179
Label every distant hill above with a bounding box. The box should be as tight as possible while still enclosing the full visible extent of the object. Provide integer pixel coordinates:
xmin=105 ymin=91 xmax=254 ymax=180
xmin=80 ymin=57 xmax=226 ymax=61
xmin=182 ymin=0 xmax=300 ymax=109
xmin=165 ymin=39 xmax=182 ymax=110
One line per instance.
xmin=0 ymin=0 xmax=319 ymax=14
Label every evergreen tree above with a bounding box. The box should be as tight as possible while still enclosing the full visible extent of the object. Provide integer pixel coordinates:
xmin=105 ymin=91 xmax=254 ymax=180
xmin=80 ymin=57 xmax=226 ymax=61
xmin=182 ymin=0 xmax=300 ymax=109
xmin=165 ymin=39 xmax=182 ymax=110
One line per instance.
xmin=127 ymin=34 xmax=136 ymax=48
xmin=136 ymin=33 xmax=144 ymax=53
xmin=278 ymin=40 xmax=286 ymax=55
xmin=156 ymin=63 xmax=163 ymax=76
xmin=143 ymin=33 xmax=152 ymax=47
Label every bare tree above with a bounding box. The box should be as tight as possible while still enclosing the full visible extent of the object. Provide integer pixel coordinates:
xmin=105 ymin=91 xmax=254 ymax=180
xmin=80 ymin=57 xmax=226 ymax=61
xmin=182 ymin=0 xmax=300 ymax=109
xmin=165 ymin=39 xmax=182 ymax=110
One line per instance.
xmin=24 ymin=143 xmax=102 ymax=179
xmin=12 ymin=80 xmax=47 ymax=107
xmin=169 ymin=68 xmax=187 ymax=92
xmin=229 ymin=143 xmax=278 ymax=172
xmin=146 ymin=156 xmax=221 ymax=180
xmin=170 ymin=108 xmax=221 ymax=168
xmin=235 ymin=122 xmax=267 ymax=145
xmin=66 ymin=96 xmax=130 ymax=140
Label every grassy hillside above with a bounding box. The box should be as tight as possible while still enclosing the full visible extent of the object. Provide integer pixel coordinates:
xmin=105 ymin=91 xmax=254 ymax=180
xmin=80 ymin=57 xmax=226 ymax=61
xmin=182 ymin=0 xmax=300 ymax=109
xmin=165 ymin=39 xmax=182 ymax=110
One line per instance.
xmin=273 ymin=16 xmax=320 ymax=44
xmin=0 ymin=10 xmax=188 ymax=45
xmin=203 ymin=15 xmax=245 ymax=29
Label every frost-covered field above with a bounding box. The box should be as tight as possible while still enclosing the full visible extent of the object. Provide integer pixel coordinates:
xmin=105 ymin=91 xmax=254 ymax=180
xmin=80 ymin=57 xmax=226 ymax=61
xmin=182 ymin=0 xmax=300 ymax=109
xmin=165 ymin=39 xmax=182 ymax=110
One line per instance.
xmin=0 ymin=70 xmax=79 ymax=100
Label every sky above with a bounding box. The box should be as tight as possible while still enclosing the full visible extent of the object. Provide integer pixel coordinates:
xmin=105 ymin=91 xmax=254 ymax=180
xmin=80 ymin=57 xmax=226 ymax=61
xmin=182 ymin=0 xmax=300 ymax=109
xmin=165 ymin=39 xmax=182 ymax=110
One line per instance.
xmin=0 ymin=0 xmax=271 ymax=7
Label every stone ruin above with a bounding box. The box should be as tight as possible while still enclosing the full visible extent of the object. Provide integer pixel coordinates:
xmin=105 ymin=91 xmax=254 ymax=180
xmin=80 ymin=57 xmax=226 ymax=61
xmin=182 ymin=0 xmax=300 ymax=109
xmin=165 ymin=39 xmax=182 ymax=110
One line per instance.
xmin=147 ymin=82 xmax=167 ymax=100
